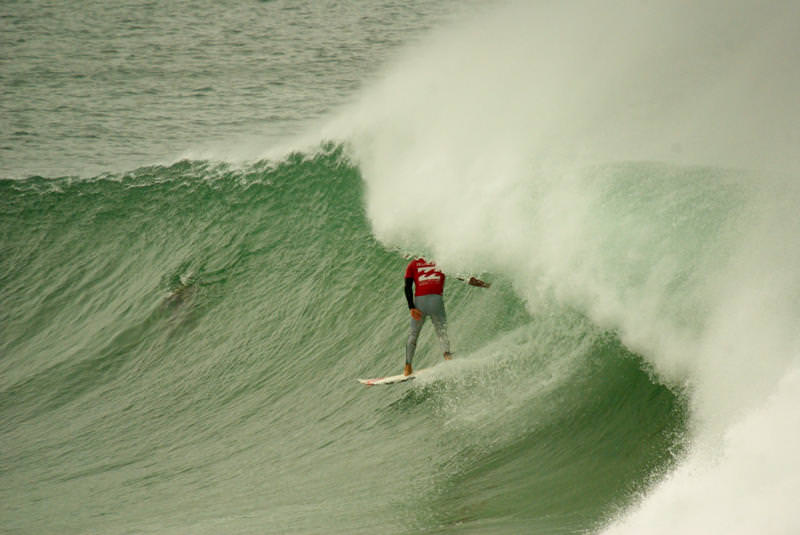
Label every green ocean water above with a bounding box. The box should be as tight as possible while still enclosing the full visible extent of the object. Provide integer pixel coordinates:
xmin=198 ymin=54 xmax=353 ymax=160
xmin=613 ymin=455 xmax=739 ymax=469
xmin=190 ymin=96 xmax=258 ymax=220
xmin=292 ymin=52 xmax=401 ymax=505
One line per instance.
xmin=4 ymin=1 xmax=800 ymax=534
xmin=1 ymin=152 xmax=686 ymax=534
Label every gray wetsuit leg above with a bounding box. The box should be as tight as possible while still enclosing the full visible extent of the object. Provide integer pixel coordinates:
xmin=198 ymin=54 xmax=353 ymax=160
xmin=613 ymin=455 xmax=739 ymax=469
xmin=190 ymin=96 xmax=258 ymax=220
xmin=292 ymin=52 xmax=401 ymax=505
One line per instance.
xmin=406 ymin=293 xmax=450 ymax=365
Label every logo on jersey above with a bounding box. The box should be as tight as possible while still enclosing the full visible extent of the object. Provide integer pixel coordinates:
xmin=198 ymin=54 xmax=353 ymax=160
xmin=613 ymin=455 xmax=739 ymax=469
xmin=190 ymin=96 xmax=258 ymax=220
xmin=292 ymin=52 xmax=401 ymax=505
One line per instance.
xmin=418 ymin=265 xmax=442 ymax=282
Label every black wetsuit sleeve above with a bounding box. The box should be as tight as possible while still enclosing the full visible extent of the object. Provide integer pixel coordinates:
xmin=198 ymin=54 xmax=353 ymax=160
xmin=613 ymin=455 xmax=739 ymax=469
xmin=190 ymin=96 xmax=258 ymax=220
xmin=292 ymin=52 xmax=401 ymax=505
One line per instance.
xmin=405 ymin=277 xmax=415 ymax=309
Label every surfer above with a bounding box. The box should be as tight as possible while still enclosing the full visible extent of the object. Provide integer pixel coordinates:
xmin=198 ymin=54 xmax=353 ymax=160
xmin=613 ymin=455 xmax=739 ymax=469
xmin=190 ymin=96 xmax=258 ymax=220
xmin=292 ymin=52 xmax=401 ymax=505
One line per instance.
xmin=404 ymin=257 xmax=490 ymax=376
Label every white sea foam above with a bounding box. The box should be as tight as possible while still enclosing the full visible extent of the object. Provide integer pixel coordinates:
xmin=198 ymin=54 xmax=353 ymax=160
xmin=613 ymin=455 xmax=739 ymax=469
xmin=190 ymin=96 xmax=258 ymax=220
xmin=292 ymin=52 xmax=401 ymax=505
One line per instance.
xmin=329 ymin=1 xmax=800 ymax=532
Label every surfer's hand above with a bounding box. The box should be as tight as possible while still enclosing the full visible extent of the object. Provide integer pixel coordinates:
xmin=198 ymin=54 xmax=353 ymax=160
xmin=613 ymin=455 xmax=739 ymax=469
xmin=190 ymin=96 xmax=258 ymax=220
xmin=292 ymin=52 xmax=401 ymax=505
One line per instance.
xmin=410 ymin=308 xmax=423 ymax=321
xmin=468 ymin=277 xmax=491 ymax=288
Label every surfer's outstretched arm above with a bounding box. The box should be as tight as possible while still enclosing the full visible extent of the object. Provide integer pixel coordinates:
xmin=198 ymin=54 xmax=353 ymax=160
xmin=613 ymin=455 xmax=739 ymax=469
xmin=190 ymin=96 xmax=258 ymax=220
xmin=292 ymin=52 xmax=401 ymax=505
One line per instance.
xmin=457 ymin=276 xmax=491 ymax=288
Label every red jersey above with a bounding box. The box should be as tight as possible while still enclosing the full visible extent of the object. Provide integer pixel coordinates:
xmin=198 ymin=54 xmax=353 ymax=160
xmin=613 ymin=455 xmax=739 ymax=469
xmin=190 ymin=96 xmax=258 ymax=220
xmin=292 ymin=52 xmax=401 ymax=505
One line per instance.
xmin=405 ymin=258 xmax=445 ymax=296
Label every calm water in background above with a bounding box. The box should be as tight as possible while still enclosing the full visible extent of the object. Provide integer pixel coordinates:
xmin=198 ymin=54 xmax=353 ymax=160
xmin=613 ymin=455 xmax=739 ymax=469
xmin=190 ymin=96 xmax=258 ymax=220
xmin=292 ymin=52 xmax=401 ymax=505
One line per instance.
xmin=1 ymin=0 xmax=464 ymax=178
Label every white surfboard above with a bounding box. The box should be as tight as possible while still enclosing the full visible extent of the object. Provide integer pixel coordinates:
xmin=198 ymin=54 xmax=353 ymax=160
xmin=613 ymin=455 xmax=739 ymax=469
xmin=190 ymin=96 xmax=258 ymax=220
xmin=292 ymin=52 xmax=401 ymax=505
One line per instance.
xmin=358 ymin=368 xmax=431 ymax=386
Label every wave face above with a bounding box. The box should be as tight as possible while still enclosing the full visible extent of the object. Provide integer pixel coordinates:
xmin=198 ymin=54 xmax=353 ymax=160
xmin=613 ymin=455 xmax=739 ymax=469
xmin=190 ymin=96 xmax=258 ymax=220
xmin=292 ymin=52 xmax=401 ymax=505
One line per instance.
xmin=2 ymin=153 xmax=685 ymax=534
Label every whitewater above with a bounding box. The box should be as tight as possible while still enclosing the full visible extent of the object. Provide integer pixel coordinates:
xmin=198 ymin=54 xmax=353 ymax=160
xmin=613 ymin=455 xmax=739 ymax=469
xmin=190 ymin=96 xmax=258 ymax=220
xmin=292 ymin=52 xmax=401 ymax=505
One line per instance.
xmin=3 ymin=1 xmax=800 ymax=534
xmin=327 ymin=1 xmax=800 ymax=533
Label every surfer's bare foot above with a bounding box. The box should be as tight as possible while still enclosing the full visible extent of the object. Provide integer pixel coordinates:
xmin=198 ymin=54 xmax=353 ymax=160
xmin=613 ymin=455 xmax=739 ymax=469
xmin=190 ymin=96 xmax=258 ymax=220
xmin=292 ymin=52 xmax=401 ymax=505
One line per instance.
xmin=404 ymin=363 xmax=413 ymax=376
xmin=444 ymin=352 xmax=453 ymax=361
